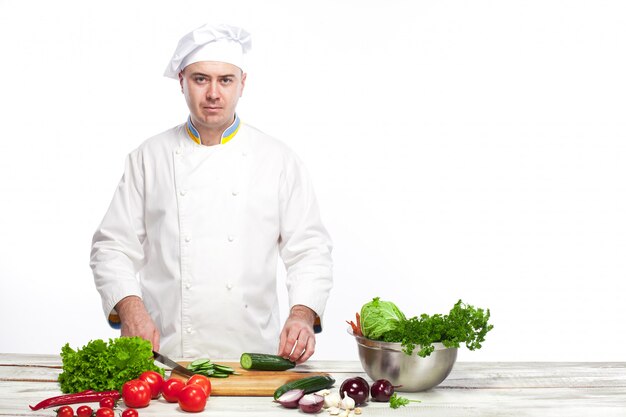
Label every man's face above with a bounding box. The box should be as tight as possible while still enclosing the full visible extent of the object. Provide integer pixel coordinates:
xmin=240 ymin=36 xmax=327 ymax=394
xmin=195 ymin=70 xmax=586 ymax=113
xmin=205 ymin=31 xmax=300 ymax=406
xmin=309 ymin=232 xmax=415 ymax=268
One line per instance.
xmin=179 ymin=61 xmax=246 ymax=136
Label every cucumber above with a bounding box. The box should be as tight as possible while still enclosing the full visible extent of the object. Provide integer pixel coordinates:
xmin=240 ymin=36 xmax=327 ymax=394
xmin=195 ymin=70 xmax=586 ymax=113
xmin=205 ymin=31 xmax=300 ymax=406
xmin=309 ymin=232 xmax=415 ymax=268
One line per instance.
xmin=273 ymin=375 xmax=335 ymax=400
xmin=187 ymin=358 xmax=236 ymax=378
xmin=240 ymin=353 xmax=296 ymax=371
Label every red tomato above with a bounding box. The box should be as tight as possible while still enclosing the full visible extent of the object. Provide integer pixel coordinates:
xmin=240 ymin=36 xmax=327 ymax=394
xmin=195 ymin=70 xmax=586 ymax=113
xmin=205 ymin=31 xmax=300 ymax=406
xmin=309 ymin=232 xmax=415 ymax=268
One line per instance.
xmin=76 ymin=405 xmax=93 ymax=417
xmin=178 ymin=385 xmax=208 ymax=412
xmin=139 ymin=370 xmax=164 ymax=399
xmin=162 ymin=378 xmax=186 ymax=403
xmin=187 ymin=374 xmax=212 ymax=397
xmin=122 ymin=409 xmax=139 ymax=417
xmin=99 ymin=396 xmax=116 ymax=409
xmin=96 ymin=407 xmax=115 ymax=417
xmin=56 ymin=406 xmax=73 ymax=417
xmin=122 ymin=379 xmax=152 ymax=408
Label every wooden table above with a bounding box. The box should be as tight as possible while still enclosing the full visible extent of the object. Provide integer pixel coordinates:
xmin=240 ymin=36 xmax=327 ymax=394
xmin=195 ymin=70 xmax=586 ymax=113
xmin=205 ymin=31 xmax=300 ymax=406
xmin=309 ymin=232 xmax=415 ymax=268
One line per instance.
xmin=1 ymin=354 xmax=624 ymax=416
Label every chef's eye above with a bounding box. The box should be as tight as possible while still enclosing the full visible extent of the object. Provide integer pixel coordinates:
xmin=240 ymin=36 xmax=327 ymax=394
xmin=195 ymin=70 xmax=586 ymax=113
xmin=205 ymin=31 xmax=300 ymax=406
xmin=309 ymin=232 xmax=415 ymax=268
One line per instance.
xmin=193 ymin=76 xmax=208 ymax=84
xmin=221 ymin=77 xmax=233 ymax=85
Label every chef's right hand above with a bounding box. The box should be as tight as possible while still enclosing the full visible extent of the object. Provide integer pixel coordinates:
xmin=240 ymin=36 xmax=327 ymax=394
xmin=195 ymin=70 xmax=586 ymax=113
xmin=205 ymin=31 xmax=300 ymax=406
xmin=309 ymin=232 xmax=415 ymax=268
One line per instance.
xmin=115 ymin=295 xmax=161 ymax=352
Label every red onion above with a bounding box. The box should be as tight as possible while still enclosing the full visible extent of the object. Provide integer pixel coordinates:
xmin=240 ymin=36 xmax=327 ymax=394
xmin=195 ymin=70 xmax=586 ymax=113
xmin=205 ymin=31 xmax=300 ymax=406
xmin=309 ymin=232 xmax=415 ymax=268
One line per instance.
xmin=275 ymin=389 xmax=304 ymax=409
xmin=370 ymin=379 xmax=395 ymax=402
xmin=340 ymin=377 xmax=370 ymax=405
xmin=298 ymin=394 xmax=324 ymax=413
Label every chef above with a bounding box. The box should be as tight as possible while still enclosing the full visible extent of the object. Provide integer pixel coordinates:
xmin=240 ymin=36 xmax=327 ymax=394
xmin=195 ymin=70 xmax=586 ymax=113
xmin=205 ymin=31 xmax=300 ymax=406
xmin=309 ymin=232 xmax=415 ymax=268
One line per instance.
xmin=90 ymin=24 xmax=333 ymax=364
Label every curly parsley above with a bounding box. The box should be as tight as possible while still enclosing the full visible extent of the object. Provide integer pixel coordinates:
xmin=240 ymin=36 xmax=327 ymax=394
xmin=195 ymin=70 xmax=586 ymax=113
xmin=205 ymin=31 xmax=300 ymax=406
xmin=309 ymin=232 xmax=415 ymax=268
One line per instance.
xmin=381 ymin=300 xmax=493 ymax=357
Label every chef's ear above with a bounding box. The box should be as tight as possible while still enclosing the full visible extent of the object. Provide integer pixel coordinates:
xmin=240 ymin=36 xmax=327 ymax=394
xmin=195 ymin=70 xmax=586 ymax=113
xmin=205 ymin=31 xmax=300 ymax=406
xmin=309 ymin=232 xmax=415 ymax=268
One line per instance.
xmin=179 ymin=71 xmax=185 ymax=93
xmin=240 ymin=72 xmax=247 ymax=96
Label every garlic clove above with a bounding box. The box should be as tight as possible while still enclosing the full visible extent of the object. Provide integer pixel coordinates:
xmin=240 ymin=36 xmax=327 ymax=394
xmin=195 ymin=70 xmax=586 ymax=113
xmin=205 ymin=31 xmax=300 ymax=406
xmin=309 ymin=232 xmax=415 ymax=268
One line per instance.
xmin=324 ymin=392 xmax=342 ymax=409
xmin=327 ymin=406 xmax=341 ymax=415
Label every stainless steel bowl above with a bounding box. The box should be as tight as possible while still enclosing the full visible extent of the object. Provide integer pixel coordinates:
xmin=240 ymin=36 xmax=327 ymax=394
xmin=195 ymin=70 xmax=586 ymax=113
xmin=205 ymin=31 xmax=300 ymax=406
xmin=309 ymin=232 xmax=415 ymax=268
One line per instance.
xmin=351 ymin=330 xmax=457 ymax=392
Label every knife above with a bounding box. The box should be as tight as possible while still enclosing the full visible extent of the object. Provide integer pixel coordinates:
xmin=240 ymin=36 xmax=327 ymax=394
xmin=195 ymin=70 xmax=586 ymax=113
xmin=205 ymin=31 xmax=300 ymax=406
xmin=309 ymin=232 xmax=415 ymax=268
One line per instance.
xmin=152 ymin=350 xmax=195 ymax=377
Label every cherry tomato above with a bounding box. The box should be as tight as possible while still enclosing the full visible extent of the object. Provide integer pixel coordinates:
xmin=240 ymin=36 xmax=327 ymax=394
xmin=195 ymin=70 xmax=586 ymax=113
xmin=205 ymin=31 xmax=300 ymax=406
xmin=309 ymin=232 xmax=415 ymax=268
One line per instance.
xmin=122 ymin=379 xmax=152 ymax=408
xmin=76 ymin=405 xmax=93 ymax=417
xmin=122 ymin=408 xmax=139 ymax=417
xmin=99 ymin=396 xmax=116 ymax=409
xmin=56 ymin=406 xmax=74 ymax=417
xmin=178 ymin=385 xmax=208 ymax=412
xmin=187 ymin=374 xmax=211 ymax=397
xmin=96 ymin=407 xmax=115 ymax=417
xmin=162 ymin=377 xmax=186 ymax=403
xmin=139 ymin=370 xmax=164 ymax=399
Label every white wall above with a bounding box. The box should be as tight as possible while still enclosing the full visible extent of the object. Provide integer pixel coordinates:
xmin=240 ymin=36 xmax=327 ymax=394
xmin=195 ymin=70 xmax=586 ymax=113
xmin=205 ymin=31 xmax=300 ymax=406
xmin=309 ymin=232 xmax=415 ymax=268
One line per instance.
xmin=1 ymin=0 xmax=624 ymax=362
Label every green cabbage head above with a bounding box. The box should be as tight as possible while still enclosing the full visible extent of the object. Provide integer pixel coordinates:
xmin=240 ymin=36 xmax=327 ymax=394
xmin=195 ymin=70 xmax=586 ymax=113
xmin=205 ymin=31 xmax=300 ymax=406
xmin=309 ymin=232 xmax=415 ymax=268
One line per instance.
xmin=360 ymin=297 xmax=407 ymax=339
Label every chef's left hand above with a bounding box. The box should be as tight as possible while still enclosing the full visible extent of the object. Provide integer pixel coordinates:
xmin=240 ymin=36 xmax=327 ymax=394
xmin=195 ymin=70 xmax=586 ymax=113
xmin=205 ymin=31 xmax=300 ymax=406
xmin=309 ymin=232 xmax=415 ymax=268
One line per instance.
xmin=278 ymin=305 xmax=316 ymax=364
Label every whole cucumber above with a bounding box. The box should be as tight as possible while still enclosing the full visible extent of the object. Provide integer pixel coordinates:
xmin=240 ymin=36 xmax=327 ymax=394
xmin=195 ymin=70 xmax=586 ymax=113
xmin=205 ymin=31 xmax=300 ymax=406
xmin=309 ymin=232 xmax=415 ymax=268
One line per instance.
xmin=273 ymin=375 xmax=335 ymax=400
xmin=240 ymin=353 xmax=296 ymax=371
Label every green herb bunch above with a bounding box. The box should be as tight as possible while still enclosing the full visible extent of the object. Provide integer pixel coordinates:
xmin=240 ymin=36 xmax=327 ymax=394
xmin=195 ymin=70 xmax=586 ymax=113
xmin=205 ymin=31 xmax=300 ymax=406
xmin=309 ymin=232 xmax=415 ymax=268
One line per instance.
xmin=381 ymin=300 xmax=493 ymax=357
xmin=58 ymin=337 xmax=163 ymax=393
xmin=389 ymin=392 xmax=421 ymax=409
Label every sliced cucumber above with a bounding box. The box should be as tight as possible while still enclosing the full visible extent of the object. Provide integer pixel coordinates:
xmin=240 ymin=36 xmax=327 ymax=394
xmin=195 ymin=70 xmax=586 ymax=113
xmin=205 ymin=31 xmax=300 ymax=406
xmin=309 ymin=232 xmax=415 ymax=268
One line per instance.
xmin=190 ymin=358 xmax=211 ymax=367
xmin=214 ymin=364 xmax=236 ymax=374
xmin=187 ymin=358 xmax=235 ymax=378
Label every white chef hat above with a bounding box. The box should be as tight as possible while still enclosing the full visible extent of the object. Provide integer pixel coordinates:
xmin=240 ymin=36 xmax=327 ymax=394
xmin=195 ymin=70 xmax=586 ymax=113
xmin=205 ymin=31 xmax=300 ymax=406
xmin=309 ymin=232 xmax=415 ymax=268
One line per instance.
xmin=163 ymin=23 xmax=252 ymax=78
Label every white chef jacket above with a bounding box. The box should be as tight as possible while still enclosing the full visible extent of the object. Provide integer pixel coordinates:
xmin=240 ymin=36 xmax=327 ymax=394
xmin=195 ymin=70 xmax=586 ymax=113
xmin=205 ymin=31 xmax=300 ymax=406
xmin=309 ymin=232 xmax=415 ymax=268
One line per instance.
xmin=90 ymin=118 xmax=333 ymax=358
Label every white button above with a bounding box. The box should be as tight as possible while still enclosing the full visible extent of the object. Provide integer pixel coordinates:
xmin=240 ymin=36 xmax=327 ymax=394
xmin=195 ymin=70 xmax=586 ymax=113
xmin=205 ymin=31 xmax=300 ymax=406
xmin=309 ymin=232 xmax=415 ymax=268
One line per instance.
xmin=226 ymin=283 xmax=233 ymax=290
xmin=228 ymin=235 xmax=234 ymax=242
xmin=176 ymin=148 xmax=182 ymax=155
xmin=185 ymin=282 xmax=192 ymax=289
xmin=185 ymin=236 xmax=191 ymax=242
xmin=231 ymin=190 xmax=239 ymax=196
xmin=241 ymin=151 xmax=248 ymax=157
xmin=180 ymin=189 xmax=187 ymax=196
xmin=186 ymin=327 xmax=192 ymax=334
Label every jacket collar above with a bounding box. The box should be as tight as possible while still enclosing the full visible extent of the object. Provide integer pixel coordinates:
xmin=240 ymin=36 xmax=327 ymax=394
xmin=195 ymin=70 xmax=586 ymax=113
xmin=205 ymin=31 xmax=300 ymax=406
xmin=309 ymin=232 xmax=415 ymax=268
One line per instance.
xmin=185 ymin=114 xmax=241 ymax=145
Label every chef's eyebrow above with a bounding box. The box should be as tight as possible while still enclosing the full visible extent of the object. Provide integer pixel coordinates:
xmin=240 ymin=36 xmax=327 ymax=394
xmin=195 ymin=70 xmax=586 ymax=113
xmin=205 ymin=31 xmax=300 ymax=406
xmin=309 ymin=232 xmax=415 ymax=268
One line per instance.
xmin=189 ymin=72 xmax=237 ymax=78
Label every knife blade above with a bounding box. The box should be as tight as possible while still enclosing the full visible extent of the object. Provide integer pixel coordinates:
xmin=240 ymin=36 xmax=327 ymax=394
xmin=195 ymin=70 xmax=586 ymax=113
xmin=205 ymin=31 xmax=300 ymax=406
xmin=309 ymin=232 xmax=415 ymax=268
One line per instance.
xmin=152 ymin=350 xmax=195 ymax=377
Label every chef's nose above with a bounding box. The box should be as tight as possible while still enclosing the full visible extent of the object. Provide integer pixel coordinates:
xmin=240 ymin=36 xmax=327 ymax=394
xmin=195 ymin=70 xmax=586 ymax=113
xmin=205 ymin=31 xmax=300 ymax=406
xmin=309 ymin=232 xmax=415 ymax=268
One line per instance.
xmin=206 ymin=81 xmax=220 ymax=99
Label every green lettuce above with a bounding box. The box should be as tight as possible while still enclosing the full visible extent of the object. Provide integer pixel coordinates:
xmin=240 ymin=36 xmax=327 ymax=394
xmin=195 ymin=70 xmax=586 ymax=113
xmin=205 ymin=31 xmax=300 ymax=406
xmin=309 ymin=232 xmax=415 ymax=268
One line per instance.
xmin=360 ymin=297 xmax=406 ymax=339
xmin=58 ymin=337 xmax=163 ymax=393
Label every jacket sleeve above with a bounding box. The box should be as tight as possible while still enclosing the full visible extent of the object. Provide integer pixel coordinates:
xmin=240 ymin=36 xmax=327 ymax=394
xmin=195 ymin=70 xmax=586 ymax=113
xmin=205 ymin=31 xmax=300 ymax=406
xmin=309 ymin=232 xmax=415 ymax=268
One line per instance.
xmin=278 ymin=152 xmax=333 ymax=333
xmin=90 ymin=150 xmax=146 ymax=328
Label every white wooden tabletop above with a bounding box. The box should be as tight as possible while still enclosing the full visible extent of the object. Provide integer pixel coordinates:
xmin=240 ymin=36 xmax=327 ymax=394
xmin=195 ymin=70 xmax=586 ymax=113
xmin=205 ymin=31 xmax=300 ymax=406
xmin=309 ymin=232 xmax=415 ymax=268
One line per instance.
xmin=1 ymin=354 xmax=624 ymax=416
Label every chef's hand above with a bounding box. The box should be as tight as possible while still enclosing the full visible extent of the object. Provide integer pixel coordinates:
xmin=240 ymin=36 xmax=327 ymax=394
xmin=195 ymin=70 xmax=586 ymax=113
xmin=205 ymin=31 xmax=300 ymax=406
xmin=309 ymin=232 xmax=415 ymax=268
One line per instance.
xmin=278 ymin=305 xmax=316 ymax=364
xmin=115 ymin=295 xmax=161 ymax=352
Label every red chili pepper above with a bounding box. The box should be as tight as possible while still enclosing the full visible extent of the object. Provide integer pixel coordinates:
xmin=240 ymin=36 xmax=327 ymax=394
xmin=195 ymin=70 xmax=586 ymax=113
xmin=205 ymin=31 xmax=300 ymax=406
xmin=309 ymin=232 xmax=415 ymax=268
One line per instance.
xmin=29 ymin=390 xmax=120 ymax=410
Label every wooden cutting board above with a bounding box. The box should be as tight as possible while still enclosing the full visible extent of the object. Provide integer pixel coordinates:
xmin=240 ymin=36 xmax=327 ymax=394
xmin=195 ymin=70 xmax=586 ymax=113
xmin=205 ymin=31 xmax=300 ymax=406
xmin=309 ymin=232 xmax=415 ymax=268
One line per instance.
xmin=171 ymin=362 xmax=331 ymax=397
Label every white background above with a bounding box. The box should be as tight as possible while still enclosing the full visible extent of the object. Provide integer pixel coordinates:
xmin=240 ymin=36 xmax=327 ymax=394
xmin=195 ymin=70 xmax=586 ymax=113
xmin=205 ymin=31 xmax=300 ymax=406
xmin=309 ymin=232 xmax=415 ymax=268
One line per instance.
xmin=1 ymin=0 xmax=624 ymax=362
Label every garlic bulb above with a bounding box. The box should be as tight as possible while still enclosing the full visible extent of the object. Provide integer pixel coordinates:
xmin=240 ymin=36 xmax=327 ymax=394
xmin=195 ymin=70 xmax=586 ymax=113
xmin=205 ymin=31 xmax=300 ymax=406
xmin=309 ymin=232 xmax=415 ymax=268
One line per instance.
xmin=341 ymin=392 xmax=356 ymax=410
